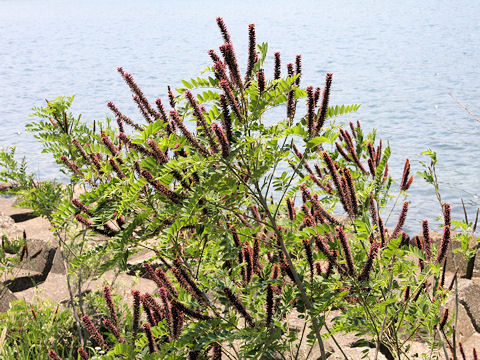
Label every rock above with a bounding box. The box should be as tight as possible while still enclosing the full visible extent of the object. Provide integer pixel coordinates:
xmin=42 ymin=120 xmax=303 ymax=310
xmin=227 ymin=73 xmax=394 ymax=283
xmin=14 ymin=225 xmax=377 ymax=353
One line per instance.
xmin=126 ymin=249 xmax=159 ymax=277
xmin=333 ymin=215 xmax=349 ymax=226
xmin=19 ymin=217 xmax=54 ymax=242
xmin=16 ymin=273 xmax=70 ymax=304
xmin=2 ymin=268 xmax=43 ymax=280
xmin=0 ymin=183 xmax=13 ymax=192
xmin=85 ymin=270 xmax=158 ymax=302
xmin=0 ymin=285 xmax=17 ymax=312
xmin=127 ymin=249 xmax=158 ymax=267
xmin=16 ymin=270 xmax=158 ymax=306
xmin=10 ymin=211 xmax=37 ymax=223
xmin=0 ymin=198 xmax=53 ymax=241
xmin=2 ymin=240 xmax=57 ymax=292
xmin=17 ymin=239 xmax=57 ymax=274
xmin=457 ymin=278 xmax=480 ymax=333
xmin=3 ymin=270 xmax=45 ymax=292
xmin=443 ymin=296 xmax=477 ymax=342
xmin=50 ymin=247 xmax=66 ymax=274
xmin=0 ymin=197 xmax=32 ymax=218
xmin=441 ymin=277 xmax=480 ymax=342
xmin=0 ymin=213 xmax=23 ymax=241
xmin=461 ymin=332 xmax=480 ymax=354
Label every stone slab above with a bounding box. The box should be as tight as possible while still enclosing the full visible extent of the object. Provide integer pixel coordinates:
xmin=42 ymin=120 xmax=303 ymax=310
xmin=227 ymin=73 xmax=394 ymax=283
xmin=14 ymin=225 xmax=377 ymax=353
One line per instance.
xmin=0 ymin=213 xmax=22 ymax=241
xmin=0 ymin=285 xmax=17 ymax=313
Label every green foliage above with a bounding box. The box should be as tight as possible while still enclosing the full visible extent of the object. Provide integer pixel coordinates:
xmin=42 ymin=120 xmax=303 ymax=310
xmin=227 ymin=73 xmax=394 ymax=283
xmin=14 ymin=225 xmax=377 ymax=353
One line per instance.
xmin=0 ymin=233 xmax=26 ymax=279
xmin=0 ymin=299 xmax=79 ymax=359
xmin=417 ymin=148 xmax=438 ymax=186
xmin=0 ymin=146 xmax=34 ymax=190
xmin=0 ymin=146 xmax=67 ymax=219
xmin=28 ymin=95 xmax=93 ymax=164
xmin=419 ymin=149 xmax=480 ymax=279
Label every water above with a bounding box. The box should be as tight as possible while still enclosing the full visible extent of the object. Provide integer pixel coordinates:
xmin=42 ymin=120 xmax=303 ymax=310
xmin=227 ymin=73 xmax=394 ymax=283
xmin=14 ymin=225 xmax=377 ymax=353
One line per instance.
xmin=1 ymin=0 xmax=480 ymax=233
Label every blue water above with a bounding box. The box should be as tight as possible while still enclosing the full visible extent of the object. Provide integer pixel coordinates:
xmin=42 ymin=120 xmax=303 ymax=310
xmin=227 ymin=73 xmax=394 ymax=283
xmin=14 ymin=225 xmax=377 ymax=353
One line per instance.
xmin=1 ymin=0 xmax=480 ymax=233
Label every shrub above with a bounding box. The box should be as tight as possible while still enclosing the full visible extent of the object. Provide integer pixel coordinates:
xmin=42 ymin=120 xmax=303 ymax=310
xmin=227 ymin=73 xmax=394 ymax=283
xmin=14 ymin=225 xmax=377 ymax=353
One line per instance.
xmin=3 ymin=17 xmax=473 ymax=360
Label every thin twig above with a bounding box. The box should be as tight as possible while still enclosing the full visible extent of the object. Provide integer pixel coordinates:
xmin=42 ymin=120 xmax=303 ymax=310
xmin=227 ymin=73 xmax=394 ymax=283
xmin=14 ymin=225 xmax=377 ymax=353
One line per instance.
xmin=448 ymin=93 xmax=480 ymax=123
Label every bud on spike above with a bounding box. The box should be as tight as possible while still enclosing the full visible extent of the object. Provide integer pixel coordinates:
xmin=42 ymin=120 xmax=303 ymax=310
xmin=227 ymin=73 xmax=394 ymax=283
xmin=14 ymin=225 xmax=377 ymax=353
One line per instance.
xmin=459 ymin=342 xmax=466 ymax=360
xmin=337 ymin=226 xmax=355 ymax=275
xmin=212 ymin=123 xmax=230 ymax=158
xmin=274 ymin=52 xmax=281 ymax=80
xmin=443 ymin=203 xmax=451 ymax=227
xmin=256 ymin=69 xmax=266 ymax=93
xmin=216 ymin=17 xmax=231 ymax=43
xmin=438 ymin=308 xmax=448 ymax=330
xmin=223 ymin=287 xmax=255 ymax=327
xmin=286 ymin=197 xmax=296 ymax=221
xmin=103 ymin=285 xmax=119 ymax=327
xmin=142 ymin=323 xmax=157 ymax=353
xmin=306 ymin=86 xmax=315 ymax=136
xmin=294 ymin=55 xmax=302 ymax=87
xmin=219 ymin=80 xmax=243 ymax=121
xmin=81 ymin=314 xmax=106 ymax=349
xmin=357 ymin=242 xmax=379 ymax=281
xmin=48 ymin=350 xmax=62 ymax=360
xmin=245 ymin=24 xmax=256 ymax=83
xmin=219 ymin=43 xmax=243 ymax=89
xmin=436 ymin=225 xmax=451 ymax=263
xmin=400 ymin=159 xmax=411 ymax=191
xmin=315 ymin=73 xmax=333 ymax=133
xmin=265 ymin=284 xmax=274 ymax=327
xmin=78 ymin=347 xmax=89 ymax=360
xmin=390 ymin=202 xmax=409 ymax=239
xmin=102 ymin=318 xmax=125 ymax=343
xmin=219 ymin=95 xmax=233 ymax=143
xmin=422 ymin=220 xmax=432 ymax=259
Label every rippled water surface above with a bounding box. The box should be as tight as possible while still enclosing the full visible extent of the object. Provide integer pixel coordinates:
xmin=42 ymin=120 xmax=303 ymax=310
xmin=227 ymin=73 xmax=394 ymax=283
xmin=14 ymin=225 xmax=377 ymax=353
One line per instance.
xmin=1 ymin=0 xmax=480 ymax=232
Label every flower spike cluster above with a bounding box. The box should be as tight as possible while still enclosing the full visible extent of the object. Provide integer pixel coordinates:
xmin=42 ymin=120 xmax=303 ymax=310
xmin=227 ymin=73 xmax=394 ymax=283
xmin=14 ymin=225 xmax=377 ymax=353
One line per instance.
xmin=315 ymin=72 xmax=333 ymax=134
xmin=185 ymin=90 xmax=219 ymax=152
xmin=274 ymin=52 xmax=281 ymax=79
xmin=216 ymin=17 xmax=231 ymax=43
xmin=223 ymin=287 xmax=255 ymax=327
xmin=81 ymin=314 xmax=106 ymax=349
xmin=357 ymin=241 xmax=379 ymax=281
xmin=400 ymin=159 xmax=413 ymax=191
xmin=220 ymin=43 xmax=243 ymax=89
xmin=245 ymin=23 xmax=256 ymax=83
xmin=219 ymin=80 xmax=243 ymax=121
xmin=390 ymin=201 xmax=409 ymax=239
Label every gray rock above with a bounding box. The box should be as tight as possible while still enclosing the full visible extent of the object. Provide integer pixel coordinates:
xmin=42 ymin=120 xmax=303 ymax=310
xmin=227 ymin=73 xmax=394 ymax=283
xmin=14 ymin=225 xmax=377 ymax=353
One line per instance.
xmin=2 ymin=240 xmax=57 ymax=292
xmin=0 ymin=213 xmax=22 ymax=241
xmin=462 ymin=333 xmax=480 ymax=355
xmin=16 ymin=270 xmax=158 ymax=306
xmin=457 ymin=278 xmax=480 ymax=333
xmin=18 ymin=239 xmax=57 ymax=274
xmin=0 ymin=197 xmax=32 ymax=218
xmin=2 ymin=269 xmax=45 ymax=292
xmin=16 ymin=273 xmax=71 ymax=304
xmin=0 ymin=182 xmax=13 ymax=192
xmin=0 ymin=285 xmax=17 ymax=312
xmin=441 ymin=278 xmax=480 ymax=342
xmin=50 ymin=248 xmax=66 ymax=274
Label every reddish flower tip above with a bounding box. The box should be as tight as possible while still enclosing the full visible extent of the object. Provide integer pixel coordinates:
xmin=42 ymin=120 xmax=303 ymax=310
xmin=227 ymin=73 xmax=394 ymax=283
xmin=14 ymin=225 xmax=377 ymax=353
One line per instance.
xmin=48 ymin=350 xmax=62 ymax=360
